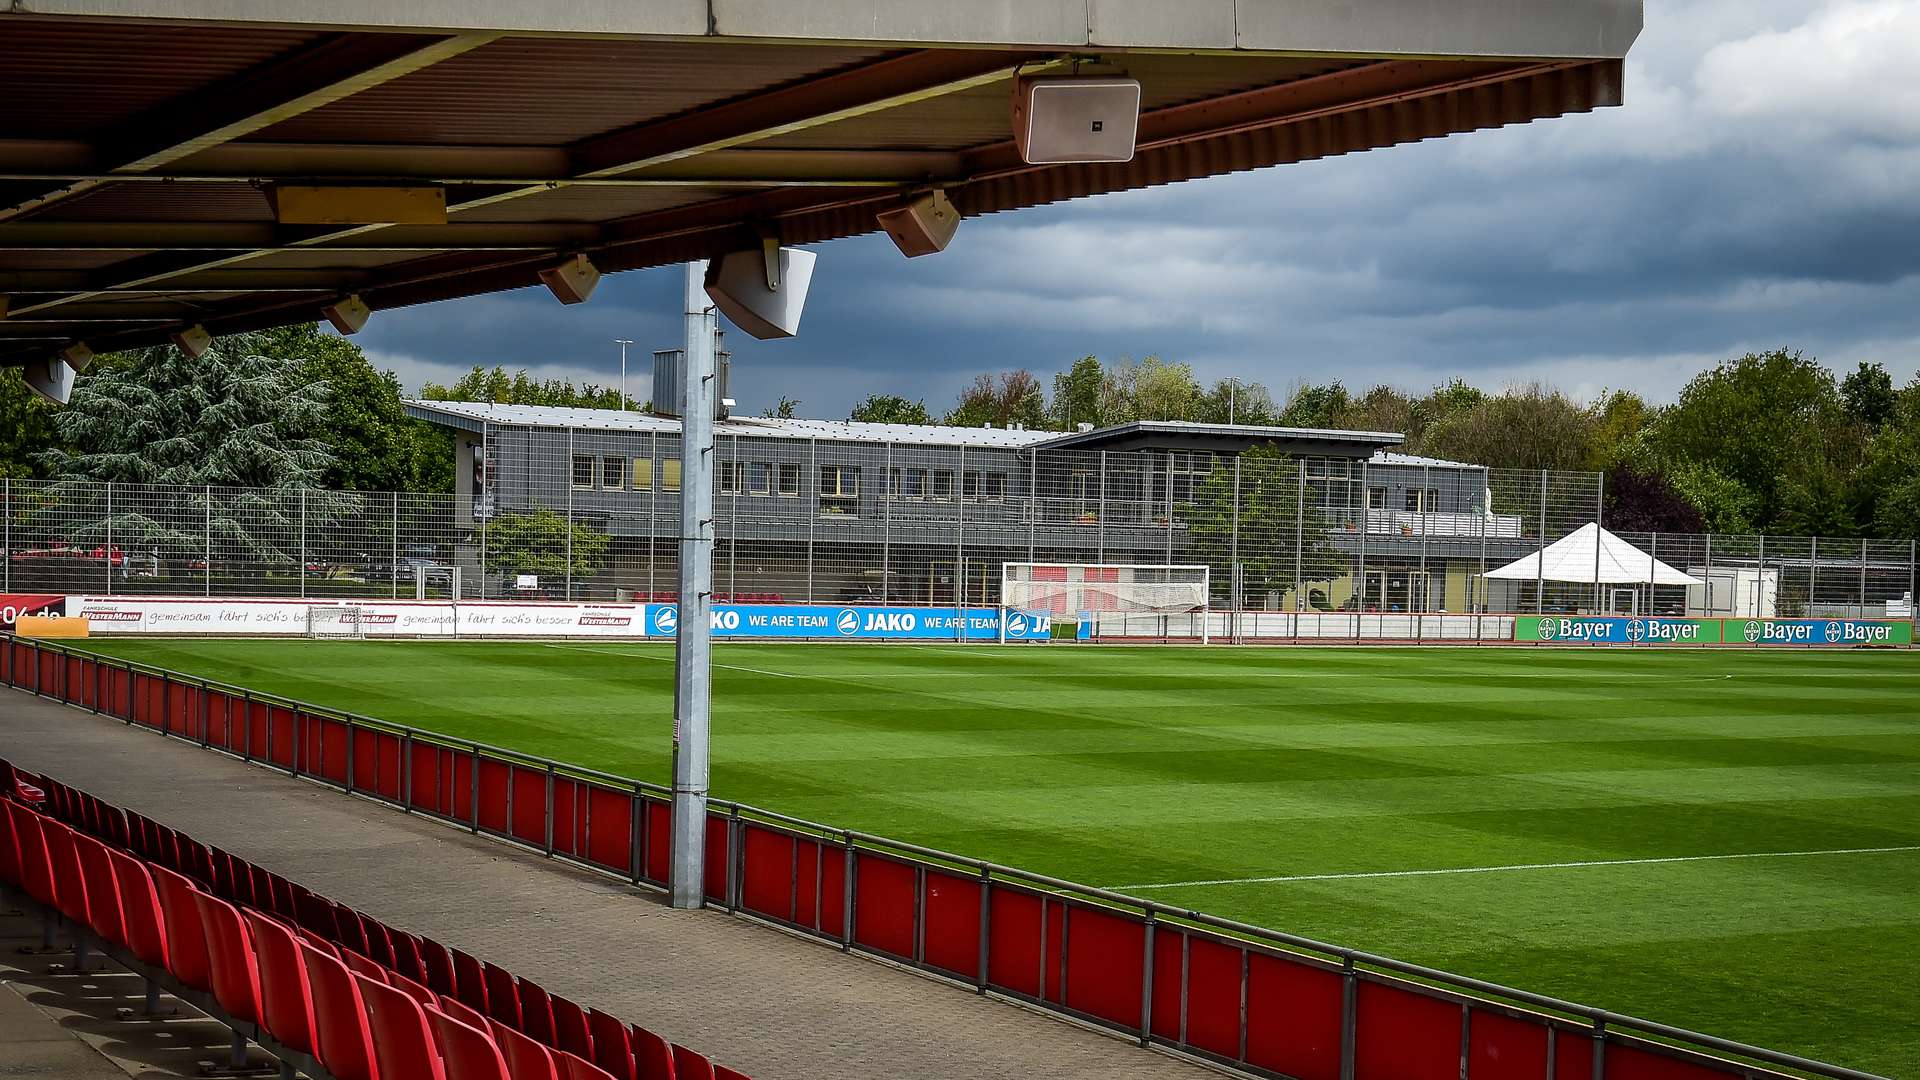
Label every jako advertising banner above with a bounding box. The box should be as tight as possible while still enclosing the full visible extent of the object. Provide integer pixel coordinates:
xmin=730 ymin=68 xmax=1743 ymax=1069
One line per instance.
xmin=1516 ymin=615 xmax=1911 ymax=647
xmin=643 ymin=604 xmax=1052 ymax=641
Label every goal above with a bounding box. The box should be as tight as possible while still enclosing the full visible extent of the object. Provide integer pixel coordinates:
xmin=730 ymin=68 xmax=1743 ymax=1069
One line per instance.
xmin=307 ymin=605 xmax=368 ymax=640
xmin=1000 ymin=563 xmax=1211 ymax=643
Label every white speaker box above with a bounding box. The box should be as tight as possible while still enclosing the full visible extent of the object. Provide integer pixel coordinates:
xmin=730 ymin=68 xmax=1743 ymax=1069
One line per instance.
xmin=322 ymin=294 xmax=370 ymax=335
xmin=878 ymin=190 xmax=960 ymax=257
xmin=538 ymin=253 xmax=601 ymax=305
xmin=705 ymin=246 xmax=816 ymax=340
xmin=59 ymin=342 xmax=93 ymax=371
xmin=172 ymin=324 xmax=213 ymax=358
xmin=25 ymin=356 xmax=75 ymax=404
xmin=1013 ymin=76 xmax=1141 ymax=164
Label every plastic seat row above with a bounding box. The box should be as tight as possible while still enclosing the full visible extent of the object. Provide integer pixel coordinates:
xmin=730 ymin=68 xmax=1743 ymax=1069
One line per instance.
xmin=3 ymin=760 xmax=749 ymax=1080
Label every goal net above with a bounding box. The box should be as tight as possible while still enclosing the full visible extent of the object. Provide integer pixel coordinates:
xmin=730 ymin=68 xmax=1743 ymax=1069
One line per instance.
xmin=307 ymin=605 xmax=369 ymax=640
xmin=1000 ymin=563 xmax=1211 ymax=643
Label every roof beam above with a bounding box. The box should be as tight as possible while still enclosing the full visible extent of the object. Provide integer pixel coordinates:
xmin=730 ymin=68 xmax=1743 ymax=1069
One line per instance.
xmin=0 ymin=221 xmax=601 ymax=251
xmin=0 ymin=31 xmax=498 ymax=222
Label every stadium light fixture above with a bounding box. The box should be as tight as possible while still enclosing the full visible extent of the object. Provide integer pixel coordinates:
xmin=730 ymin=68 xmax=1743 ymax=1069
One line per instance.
xmin=172 ymin=324 xmax=214 ymax=359
xmin=321 ymin=294 xmax=371 ymax=335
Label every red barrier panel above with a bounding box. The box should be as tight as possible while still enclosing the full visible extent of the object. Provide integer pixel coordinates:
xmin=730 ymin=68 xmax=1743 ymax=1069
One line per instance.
xmin=314 ymin=717 xmax=349 ymax=786
xmin=1468 ymin=1008 xmax=1551 ymax=1080
xmin=510 ymin=766 xmax=546 ymax=846
xmin=1608 ymin=1043 xmax=1742 ymax=1080
xmin=1183 ymin=934 xmax=1245 ymax=1060
xmin=475 ymin=759 xmax=510 ymax=835
xmin=851 ymin=851 xmax=915 ymax=961
xmin=739 ymin=823 xmax=797 ymax=922
xmin=551 ymin=776 xmax=580 ymax=857
xmin=407 ymin=742 xmax=447 ymax=817
xmin=920 ymin=868 xmax=982 ymax=982
xmin=584 ymin=784 xmax=632 ymax=874
xmin=985 ymin=884 xmax=1043 ymax=999
xmin=642 ymin=799 xmax=671 ymax=885
xmin=1556 ymin=1029 xmax=1596 ymax=1080
xmin=1062 ymin=903 xmax=1144 ymax=1030
xmin=704 ymin=813 xmax=729 ymax=902
xmin=1355 ymin=979 xmax=1462 ymax=1080
xmin=449 ymin=751 xmax=475 ymax=824
xmin=1245 ymin=951 xmax=1344 ymax=1080
xmin=1149 ymin=924 xmax=1183 ymax=1041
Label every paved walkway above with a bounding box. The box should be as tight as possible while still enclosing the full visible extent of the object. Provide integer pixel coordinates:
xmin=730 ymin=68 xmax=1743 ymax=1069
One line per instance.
xmin=0 ymin=689 xmax=1215 ymax=1080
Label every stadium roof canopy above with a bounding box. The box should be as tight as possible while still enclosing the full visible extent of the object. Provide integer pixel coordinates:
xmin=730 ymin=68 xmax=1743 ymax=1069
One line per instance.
xmin=1485 ymin=523 xmax=1704 ymax=586
xmin=0 ymin=1 xmax=1639 ymax=366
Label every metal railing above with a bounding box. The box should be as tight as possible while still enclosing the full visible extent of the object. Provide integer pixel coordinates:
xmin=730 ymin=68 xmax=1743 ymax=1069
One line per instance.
xmin=0 ymin=635 xmax=1888 ymax=1080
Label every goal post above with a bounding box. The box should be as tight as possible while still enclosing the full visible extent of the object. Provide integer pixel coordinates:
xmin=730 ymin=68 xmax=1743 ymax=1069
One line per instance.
xmin=307 ymin=604 xmax=368 ymax=640
xmin=1000 ymin=563 xmax=1211 ymax=643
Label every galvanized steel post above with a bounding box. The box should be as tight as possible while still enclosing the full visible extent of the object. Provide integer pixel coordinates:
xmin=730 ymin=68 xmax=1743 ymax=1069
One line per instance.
xmin=669 ymin=259 xmax=716 ymax=909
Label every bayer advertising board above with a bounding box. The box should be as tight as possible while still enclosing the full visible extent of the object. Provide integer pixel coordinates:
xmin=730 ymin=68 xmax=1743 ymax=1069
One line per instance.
xmin=1517 ymin=616 xmax=1911 ymax=647
xmin=644 ymin=604 xmax=1052 ymax=641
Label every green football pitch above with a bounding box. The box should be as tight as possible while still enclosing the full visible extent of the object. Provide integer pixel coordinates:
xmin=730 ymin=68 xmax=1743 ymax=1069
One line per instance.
xmin=68 ymin=639 xmax=1920 ymax=1075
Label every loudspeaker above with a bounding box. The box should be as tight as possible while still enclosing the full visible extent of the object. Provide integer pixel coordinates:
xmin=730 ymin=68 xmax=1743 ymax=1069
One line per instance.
xmin=877 ymin=190 xmax=960 ymax=258
xmin=538 ymin=254 xmax=601 ymax=305
xmin=59 ymin=342 xmax=93 ymax=371
xmin=322 ymin=294 xmax=370 ymax=335
xmin=704 ymin=246 xmax=816 ymax=340
xmin=172 ymin=324 xmax=213 ymax=358
xmin=24 ymin=356 xmax=75 ymax=404
xmin=1013 ymin=76 xmax=1141 ymax=164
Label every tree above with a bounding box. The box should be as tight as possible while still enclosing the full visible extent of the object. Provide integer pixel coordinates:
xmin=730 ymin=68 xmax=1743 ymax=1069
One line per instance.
xmin=419 ymin=365 xmax=637 ymax=409
xmin=479 ymin=507 xmax=610 ymax=582
xmin=1097 ymin=355 xmax=1200 ymax=423
xmin=0 ymin=368 xmax=63 ymax=480
xmin=1581 ymin=390 xmax=1656 ymax=474
xmin=1604 ymin=467 xmax=1705 ymax=534
xmin=1422 ymin=383 xmax=1595 ymax=471
xmin=1664 ymin=461 xmax=1760 ymax=534
xmin=251 ymin=323 xmax=435 ymax=493
xmin=1050 ymin=356 xmax=1104 ymax=430
xmin=1277 ymin=383 xmax=1351 ymax=428
xmin=1333 ymin=385 xmax=1418 ymax=439
xmin=38 ymin=333 xmax=339 ymax=562
xmin=945 ymin=370 xmax=1046 ymax=428
xmin=1853 ymin=374 xmax=1920 ymax=539
xmin=1841 ymin=361 xmax=1896 ymax=431
xmin=762 ymin=396 xmax=801 ymax=419
xmin=849 ymin=394 xmax=932 ymax=424
xmin=1195 ymin=379 xmax=1277 ymax=425
xmin=1649 ymin=350 xmax=1854 ymax=525
xmin=1182 ymin=445 xmax=1339 ymax=606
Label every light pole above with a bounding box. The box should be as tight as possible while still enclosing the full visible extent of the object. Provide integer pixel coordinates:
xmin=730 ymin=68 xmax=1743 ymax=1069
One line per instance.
xmin=668 ymin=267 xmax=714 ymax=909
xmin=614 ymin=339 xmax=634 ymax=410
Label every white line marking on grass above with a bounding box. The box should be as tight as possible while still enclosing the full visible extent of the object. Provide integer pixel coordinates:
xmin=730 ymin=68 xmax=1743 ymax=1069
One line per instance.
xmin=538 ymin=643 xmax=798 ymax=678
xmin=1110 ymin=845 xmax=1920 ymax=891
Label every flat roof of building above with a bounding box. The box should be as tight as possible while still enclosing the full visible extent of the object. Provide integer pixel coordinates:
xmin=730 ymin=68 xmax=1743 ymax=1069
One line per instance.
xmin=1 ymin=1 xmax=1636 ymax=365
xmin=1033 ymin=419 xmax=1403 ymax=451
xmin=405 ymin=400 xmax=1061 ymax=448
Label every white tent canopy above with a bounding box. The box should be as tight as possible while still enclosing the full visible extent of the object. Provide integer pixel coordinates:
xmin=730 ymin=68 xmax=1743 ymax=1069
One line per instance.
xmin=1484 ymin=523 xmax=1704 ymax=586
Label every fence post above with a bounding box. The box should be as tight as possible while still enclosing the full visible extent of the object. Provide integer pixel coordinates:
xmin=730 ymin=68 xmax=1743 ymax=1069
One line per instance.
xmin=882 ymin=442 xmax=894 ymax=603
xmin=1139 ymin=913 xmax=1156 ymax=1047
xmin=469 ymin=746 xmax=481 ymax=833
xmin=4 ymin=475 xmax=10 ymax=592
xmin=1097 ymin=450 xmax=1107 ymax=564
xmin=1294 ymin=460 xmax=1305 ymax=612
xmin=1535 ymin=470 xmax=1547 ymax=614
xmin=976 ymin=864 xmax=991 ymax=992
xmin=1339 ymin=955 xmax=1357 ymax=1080
xmin=1809 ymin=536 xmax=1819 ymax=618
xmin=1026 ymin=449 xmax=1038 ymax=566
xmin=1356 ymin=460 xmax=1368 ymax=634
xmin=566 ymin=428 xmax=574 ymax=602
xmin=1860 ymin=537 xmax=1869 ymax=619
xmin=841 ymin=830 xmax=856 ymax=952
xmin=1591 ymin=473 xmax=1605 ymax=612
xmin=299 ymin=488 xmax=308 ymax=598
xmin=391 ymin=492 xmax=400 ymax=600
xmin=1229 ymin=457 xmax=1241 ymax=641
xmin=544 ymin=764 xmax=555 ymax=856
xmin=806 ymin=437 xmax=817 ymax=602
xmin=105 ymin=481 xmax=113 ymax=595
xmin=205 ymin=485 xmax=213 ymax=596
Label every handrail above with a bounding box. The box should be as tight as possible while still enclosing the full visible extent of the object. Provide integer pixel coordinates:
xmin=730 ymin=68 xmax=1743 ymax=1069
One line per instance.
xmin=5 ymin=634 xmax=1890 ymax=1080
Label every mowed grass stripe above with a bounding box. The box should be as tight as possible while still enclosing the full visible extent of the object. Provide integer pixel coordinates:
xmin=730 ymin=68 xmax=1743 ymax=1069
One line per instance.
xmin=69 ymin=638 xmax=1920 ymax=1076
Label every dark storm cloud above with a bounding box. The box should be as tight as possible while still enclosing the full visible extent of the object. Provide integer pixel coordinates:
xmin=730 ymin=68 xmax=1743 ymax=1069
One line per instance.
xmin=359 ymin=1 xmax=1920 ymax=416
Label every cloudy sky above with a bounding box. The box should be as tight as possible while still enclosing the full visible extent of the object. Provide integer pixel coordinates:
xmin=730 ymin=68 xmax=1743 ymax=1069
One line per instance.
xmin=358 ymin=1 xmax=1920 ymax=418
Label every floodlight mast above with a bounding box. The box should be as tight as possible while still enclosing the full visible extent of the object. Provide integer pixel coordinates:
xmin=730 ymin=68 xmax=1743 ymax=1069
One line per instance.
xmin=669 ymin=261 xmax=715 ymax=909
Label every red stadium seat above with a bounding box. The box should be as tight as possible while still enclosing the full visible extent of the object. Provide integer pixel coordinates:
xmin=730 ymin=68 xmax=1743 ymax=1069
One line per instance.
xmin=452 ymin=948 xmax=490 ymax=1014
xmin=357 ymin=913 xmax=395 ymax=969
xmin=299 ymin=941 xmax=379 ymax=1080
xmin=631 ymin=1026 xmax=676 ymax=1080
xmin=297 ymin=928 xmax=343 ymax=960
xmin=341 ymin=950 xmax=391 ymax=986
xmin=518 ymin=978 xmax=556 ymax=1043
xmin=390 ymin=970 xmax=439 ymax=1009
xmin=490 ymin=1018 xmax=562 ymax=1080
xmin=484 ymin=962 xmax=522 ymax=1027
xmin=389 ymin=929 xmax=428 ymax=985
xmin=148 ymin=864 xmax=214 ymax=991
xmin=561 ymin=1050 xmax=619 ymax=1080
xmin=430 ymin=1010 xmax=513 ymax=1080
xmin=0 ymin=798 xmax=22 ymax=888
xmin=9 ymin=804 xmax=58 ymax=909
xmin=419 ymin=937 xmax=456 ymax=996
xmin=550 ymin=994 xmax=594 ymax=1059
xmin=354 ymin=973 xmax=448 ymax=1080
xmin=194 ymin=891 xmax=265 ymax=1025
xmin=41 ymin=819 xmax=91 ymax=927
xmin=671 ymin=1045 xmax=716 ymax=1080
xmin=438 ymin=993 xmax=491 ymax=1032
xmin=71 ymin=833 xmax=125 ymax=946
xmin=588 ymin=1009 xmax=636 ymax=1080
xmin=105 ymin=849 xmax=169 ymax=969
xmin=244 ymin=910 xmax=318 ymax=1056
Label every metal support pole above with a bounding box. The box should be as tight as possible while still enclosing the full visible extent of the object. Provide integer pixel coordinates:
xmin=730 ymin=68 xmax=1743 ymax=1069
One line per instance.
xmin=669 ymin=260 xmax=716 ymax=909
xmin=806 ymin=437 xmax=817 ymax=603
xmin=1026 ymin=449 xmax=1038 ymax=566
xmin=299 ymin=487 xmax=307 ymax=598
xmin=1859 ymin=537 xmax=1868 ymax=619
xmin=1294 ymin=460 xmax=1306 ymax=612
xmin=206 ymin=486 xmax=214 ymax=596
xmin=105 ymin=481 xmax=113 ymax=595
xmin=1592 ymin=473 xmax=1605 ymax=612
xmin=3 ymin=476 xmax=9 ymax=592
xmin=882 ymin=442 xmax=894 ymax=604
xmin=391 ymin=492 xmax=399 ymax=600
xmin=566 ymin=428 xmax=575 ymax=601
xmin=479 ymin=423 xmax=489 ymax=600
xmin=1535 ymin=470 xmax=1547 ymax=615
xmin=1229 ymin=457 xmax=1241 ymax=641
xmin=1097 ymin=451 xmax=1107 ymax=563
xmin=1810 ymin=536 xmax=1819 ymax=617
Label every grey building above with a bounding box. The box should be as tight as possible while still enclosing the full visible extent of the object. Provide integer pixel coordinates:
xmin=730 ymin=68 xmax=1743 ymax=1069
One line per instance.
xmin=405 ymin=401 xmax=1520 ymax=611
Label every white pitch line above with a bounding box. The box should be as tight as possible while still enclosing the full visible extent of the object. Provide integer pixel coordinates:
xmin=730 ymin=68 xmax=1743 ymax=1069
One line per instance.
xmin=1110 ymin=845 xmax=1920 ymax=891
xmin=538 ymin=643 xmax=798 ymax=678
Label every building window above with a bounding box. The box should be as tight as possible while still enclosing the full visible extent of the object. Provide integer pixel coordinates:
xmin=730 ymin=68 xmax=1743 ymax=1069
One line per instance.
xmin=717 ymin=461 xmax=740 ymax=495
xmin=931 ymin=470 xmax=953 ymax=500
xmin=778 ymin=462 xmax=800 ymax=496
xmin=1405 ymin=488 xmax=1441 ymax=512
xmin=819 ymin=464 xmax=859 ymax=513
xmin=662 ymin=458 xmax=681 ymax=492
xmin=748 ymin=462 xmax=771 ymax=495
xmin=602 ymin=455 xmax=625 ymax=490
xmin=984 ymin=471 xmax=1007 ymax=500
xmin=1368 ymin=487 xmax=1387 ymax=510
xmin=571 ymin=455 xmax=595 ymax=488
xmin=962 ymin=471 xmax=978 ymax=499
xmin=632 ymin=458 xmax=652 ymax=491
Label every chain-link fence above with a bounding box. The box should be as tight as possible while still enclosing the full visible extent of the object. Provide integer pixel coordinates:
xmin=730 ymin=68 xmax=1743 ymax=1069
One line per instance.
xmin=4 ymin=449 xmax=1914 ymax=620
